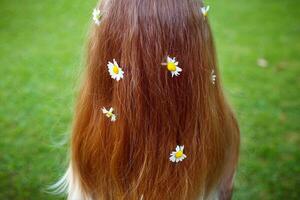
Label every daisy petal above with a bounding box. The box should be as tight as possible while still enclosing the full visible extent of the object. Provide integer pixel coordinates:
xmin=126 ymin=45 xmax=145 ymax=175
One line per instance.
xmin=111 ymin=114 xmax=116 ymax=122
xmin=102 ymin=107 xmax=108 ymax=113
xmin=170 ymin=156 xmax=176 ymax=162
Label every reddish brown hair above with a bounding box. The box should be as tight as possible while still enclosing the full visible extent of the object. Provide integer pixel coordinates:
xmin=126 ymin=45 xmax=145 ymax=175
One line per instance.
xmin=69 ymin=0 xmax=240 ymax=199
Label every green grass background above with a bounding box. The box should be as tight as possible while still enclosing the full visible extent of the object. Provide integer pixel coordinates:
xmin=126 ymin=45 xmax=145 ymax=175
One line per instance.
xmin=0 ymin=0 xmax=299 ymax=199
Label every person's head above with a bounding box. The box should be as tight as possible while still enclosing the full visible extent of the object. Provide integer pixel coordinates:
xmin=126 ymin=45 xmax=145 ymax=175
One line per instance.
xmin=70 ymin=0 xmax=239 ymax=199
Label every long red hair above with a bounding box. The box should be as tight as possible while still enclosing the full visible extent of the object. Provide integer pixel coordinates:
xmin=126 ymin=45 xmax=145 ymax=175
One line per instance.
xmin=67 ymin=0 xmax=240 ymax=199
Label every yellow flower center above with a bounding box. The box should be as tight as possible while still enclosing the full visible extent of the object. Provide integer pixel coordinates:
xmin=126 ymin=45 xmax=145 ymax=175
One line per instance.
xmin=167 ymin=62 xmax=177 ymax=71
xmin=113 ymin=65 xmax=119 ymax=74
xmin=106 ymin=112 xmax=113 ymax=118
xmin=175 ymin=151 xmax=183 ymax=158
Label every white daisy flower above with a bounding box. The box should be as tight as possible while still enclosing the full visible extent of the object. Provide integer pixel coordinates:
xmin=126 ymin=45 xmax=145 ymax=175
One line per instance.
xmin=92 ymin=8 xmax=102 ymax=25
xmin=162 ymin=56 xmax=182 ymax=77
xmin=102 ymin=107 xmax=117 ymax=122
xmin=169 ymin=145 xmax=187 ymax=163
xmin=107 ymin=59 xmax=124 ymax=81
xmin=257 ymin=58 xmax=268 ymax=68
xmin=201 ymin=5 xmax=210 ymax=17
xmin=211 ymin=70 xmax=216 ymax=84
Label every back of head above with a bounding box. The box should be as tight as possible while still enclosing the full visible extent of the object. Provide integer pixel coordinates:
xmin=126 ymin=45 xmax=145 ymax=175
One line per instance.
xmin=70 ymin=0 xmax=240 ymax=199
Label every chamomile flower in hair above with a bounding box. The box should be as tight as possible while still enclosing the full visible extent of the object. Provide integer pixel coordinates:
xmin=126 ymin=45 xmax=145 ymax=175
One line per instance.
xmin=169 ymin=145 xmax=187 ymax=163
xmin=201 ymin=5 xmax=210 ymax=17
xmin=211 ymin=70 xmax=216 ymax=84
xmin=162 ymin=56 xmax=182 ymax=77
xmin=102 ymin=107 xmax=117 ymax=122
xmin=92 ymin=8 xmax=102 ymax=25
xmin=107 ymin=59 xmax=124 ymax=81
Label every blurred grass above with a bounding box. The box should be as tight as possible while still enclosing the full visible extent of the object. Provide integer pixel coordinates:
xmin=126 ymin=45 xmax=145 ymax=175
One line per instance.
xmin=0 ymin=0 xmax=299 ymax=199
